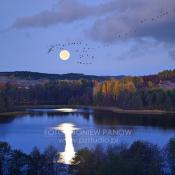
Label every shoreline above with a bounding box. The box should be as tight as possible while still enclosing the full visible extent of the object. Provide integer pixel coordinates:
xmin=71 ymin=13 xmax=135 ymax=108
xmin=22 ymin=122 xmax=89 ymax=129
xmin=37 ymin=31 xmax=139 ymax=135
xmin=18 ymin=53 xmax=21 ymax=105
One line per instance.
xmin=0 ymin=111 xmax=29 ymax=117
xmin=0 ymin=105 xmax=175 ymax=116
xmin=19 ymin=105 xmax=175 ymax=116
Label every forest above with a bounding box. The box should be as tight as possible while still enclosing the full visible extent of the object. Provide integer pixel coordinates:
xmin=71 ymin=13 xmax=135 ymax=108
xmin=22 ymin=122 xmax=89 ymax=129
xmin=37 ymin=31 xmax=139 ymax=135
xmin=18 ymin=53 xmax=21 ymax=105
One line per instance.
xmin=0 ymin=70 xmax=175 ymax=113
xmin=70 ymin=138 xmax=175 ymax=175
xmin=1 ymin=138 xmax=175 ymax=175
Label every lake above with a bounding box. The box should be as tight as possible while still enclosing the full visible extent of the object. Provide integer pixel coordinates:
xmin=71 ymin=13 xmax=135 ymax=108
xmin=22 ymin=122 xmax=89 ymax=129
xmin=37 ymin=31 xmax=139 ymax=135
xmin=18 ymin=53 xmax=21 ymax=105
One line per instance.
xmin=0 ymin=108 xmax=175 ymax=164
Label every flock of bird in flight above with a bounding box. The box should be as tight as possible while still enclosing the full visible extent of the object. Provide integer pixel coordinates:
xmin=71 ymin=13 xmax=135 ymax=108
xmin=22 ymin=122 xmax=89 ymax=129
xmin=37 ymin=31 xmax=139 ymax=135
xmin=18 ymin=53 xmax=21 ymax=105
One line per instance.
xmin=48 ymin=7 xmax=175 ymax=65
xmin=48 ymin=42 xmax=95 ymax=65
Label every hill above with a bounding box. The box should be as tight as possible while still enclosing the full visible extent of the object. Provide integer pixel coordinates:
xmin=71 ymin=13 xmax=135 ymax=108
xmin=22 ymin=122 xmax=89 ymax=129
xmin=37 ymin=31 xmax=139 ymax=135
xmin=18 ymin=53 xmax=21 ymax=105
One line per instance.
xmin=0 ymin=71 xmax=124 ymax=81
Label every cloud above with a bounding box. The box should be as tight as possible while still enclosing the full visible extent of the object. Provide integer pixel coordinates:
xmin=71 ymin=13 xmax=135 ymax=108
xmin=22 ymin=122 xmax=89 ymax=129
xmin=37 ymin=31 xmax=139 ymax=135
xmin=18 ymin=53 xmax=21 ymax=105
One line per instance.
xmin=88 ymin=0 xmax=175 ymax=43
xmin=169 ymin=48 xmax=175 ymax=60
xmin=11 ymin=0 xmax=118 ymax=29
xmin=10 ymin=0 xmax=175 ymax=44
xmin=117 ymin=38 xmax=163 ymax=60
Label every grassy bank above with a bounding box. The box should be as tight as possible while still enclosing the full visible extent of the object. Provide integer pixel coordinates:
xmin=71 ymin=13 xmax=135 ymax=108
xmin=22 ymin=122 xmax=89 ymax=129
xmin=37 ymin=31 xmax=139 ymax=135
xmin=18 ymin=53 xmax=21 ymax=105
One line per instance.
xmin=87 ymin=106 xmax=175 ymax=115
xmin=0 ymin=111 xmax=29 ymax=117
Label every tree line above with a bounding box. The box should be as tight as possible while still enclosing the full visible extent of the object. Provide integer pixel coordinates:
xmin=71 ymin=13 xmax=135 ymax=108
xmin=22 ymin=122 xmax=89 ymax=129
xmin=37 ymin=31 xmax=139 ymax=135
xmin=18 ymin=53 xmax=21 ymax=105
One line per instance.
xmin=0 ymin=142 xmax=59 ymax=175
xmin=70 ymin=138 xmax=175 ymax=175
xmin=0 ymin=80 xmax=93 ymax=113
xmin=93 ymin=77 xmax=175 ymax=110
xmin=1 ymin=138 xmax=175 ymax=175
xmin=0 ymin=70 xmax=175 ymax=113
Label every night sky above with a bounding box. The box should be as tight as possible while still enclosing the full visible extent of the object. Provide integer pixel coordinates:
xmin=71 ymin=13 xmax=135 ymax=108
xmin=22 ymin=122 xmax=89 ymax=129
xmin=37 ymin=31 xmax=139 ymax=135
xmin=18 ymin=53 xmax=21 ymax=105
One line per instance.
xmin=0 ymin=0 xmax=175 ymax=76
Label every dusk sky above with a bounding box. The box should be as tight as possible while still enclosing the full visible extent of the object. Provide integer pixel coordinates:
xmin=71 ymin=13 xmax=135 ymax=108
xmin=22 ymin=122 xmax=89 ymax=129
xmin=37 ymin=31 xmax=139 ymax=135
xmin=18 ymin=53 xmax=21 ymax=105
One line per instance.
xmin=0 ymin=0 xmax=175 ymax=76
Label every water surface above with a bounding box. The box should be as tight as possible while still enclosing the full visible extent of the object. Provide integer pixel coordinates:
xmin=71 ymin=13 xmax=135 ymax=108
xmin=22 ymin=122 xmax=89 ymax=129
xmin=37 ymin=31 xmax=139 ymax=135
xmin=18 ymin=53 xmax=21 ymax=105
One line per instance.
xmin=0 ymin=108 xmax=175 ymax=164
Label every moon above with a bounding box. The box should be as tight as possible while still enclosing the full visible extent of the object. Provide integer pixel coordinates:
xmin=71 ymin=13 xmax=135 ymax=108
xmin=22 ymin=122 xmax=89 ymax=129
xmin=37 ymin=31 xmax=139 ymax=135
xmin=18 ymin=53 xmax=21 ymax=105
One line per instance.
xmin=59 ymin=50 xmax=70 ymax=61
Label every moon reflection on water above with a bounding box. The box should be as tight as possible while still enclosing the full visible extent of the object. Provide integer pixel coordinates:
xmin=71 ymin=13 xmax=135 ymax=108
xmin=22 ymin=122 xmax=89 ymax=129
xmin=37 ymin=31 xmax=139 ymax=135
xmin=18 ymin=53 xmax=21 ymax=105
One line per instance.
xmin=53 ymin=123 xmax=79 ymax=164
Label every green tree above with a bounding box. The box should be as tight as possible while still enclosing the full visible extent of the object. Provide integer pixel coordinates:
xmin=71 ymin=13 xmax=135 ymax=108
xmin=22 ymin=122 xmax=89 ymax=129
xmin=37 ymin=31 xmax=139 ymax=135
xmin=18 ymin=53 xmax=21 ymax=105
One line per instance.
xmin=9 ymin=150 xmax=30 ymax=175
xmin=0 ymin=142 xmax=11 ymax=175
xmin=165 ymin=138 xmax=175 ymax=175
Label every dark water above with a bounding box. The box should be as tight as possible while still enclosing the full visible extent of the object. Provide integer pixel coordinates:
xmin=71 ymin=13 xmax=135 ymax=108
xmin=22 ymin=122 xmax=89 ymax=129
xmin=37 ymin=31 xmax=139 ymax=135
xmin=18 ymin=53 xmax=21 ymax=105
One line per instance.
xmin=0 ymin=108 xmax=175 ymax=164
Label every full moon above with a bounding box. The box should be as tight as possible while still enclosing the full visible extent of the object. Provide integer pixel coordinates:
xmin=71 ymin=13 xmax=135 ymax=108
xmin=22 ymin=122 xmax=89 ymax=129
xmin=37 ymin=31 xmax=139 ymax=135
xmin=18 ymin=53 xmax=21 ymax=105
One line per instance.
xmin=59 ymin=50 xmax=70 ymax=61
